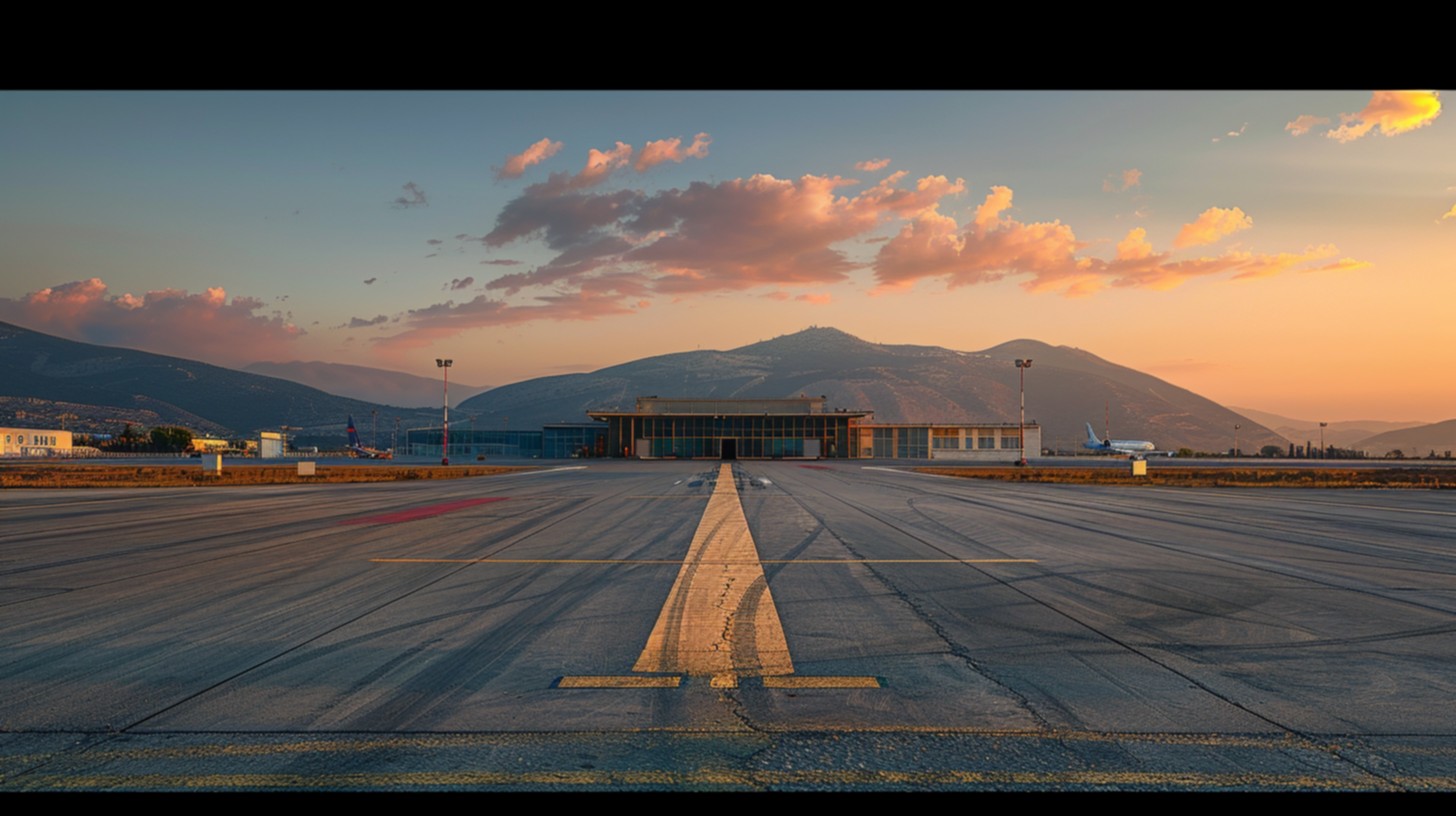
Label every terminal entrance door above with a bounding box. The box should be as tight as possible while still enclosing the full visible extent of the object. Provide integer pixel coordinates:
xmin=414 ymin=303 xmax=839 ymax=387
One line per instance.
xmin=720 ymin=438 xmax=737 ymax=460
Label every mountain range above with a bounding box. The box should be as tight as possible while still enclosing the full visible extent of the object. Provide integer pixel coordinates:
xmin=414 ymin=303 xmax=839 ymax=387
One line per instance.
xmin=0 ymin=321 xmax=441 ymax=440
xmin=11 ymin=320 xmax=1442 ymax=455
xmin=244 ymin=360 xmax=492 ymax=408
xmin=457 ymin=327 xmax=1287 ymax=453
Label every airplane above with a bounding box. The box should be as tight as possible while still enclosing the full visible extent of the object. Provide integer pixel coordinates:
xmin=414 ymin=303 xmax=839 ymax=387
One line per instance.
xmin=1083 ymin=422 xmax=1173 ymax=459
xmin=347 ymin=415 xmax=393 ymax=459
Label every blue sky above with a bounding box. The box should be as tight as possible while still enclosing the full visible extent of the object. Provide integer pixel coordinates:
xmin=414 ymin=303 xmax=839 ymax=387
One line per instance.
xmin=2 ymin=91 xmax=1452 ymax=420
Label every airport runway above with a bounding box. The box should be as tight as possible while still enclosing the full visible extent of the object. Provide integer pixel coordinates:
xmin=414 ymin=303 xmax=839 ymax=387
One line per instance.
xmin=2 ymin=461 xmax=1454 ymax=790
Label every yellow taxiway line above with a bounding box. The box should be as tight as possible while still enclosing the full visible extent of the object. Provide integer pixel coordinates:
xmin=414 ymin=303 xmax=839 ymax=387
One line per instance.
xmin=632 ymin=463 xmax=794 ymax=678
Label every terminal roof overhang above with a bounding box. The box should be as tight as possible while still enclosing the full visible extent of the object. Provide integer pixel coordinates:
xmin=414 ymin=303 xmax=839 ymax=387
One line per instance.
xmin=588 ymin=396 xmax=872 ymax=421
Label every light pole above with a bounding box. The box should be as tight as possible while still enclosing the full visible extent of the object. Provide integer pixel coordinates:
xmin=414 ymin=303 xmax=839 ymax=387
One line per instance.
xmin=1233 ymin=424 xmax=1241 ymax=458
xmin=1015 ymin=359 xmax=1032 ymax=466
xmin=436 ymin=358 xmax=452 ymax=465
xmin=1319 ymin=421 xmax=1328 ymax=459
xmin=372 ymin=409 xmax=378 ymax=450
xmin=393 ymin=416 xmax=400 ymax=455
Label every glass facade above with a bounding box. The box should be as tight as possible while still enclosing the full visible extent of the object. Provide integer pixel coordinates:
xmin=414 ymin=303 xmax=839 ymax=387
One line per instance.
xmin=407 ymin=428 xmax=544 ymax=459
xmin=543 ymin=424 xmax=607 ymax=458
xmin=596 ymin=413 xmax=854 ymax=459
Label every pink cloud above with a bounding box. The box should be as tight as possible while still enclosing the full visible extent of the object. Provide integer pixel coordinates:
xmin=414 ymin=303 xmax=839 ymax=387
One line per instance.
xmin=580 ymin=142 xmax=634 ymax=185
xmin=1173 ymin=206 xmax=1252 ymax=249
xmin=872 ymin=188 xmax=1358 ymax=296
xmin=1327 ymin=91 xmax=1441 ymax=143
xmin=635 ymin=132 xmax=711 ymax=172
xmin=795 ymin=293 xmax=832 ymax=304
xmin=496 ymin=137 xmax=564 ymax=180
xmin=876 ymin=187 xmax=1093 ymax=293
xmin=1285 ymin=114 xmax=1331 ymax=137
xmin=855 ymin=158 xmax=891 ymax=172
xmin=371 ymin=290 xmax=635 ymax=353
xmin=0 ymin=278 xmax=303 ymax=366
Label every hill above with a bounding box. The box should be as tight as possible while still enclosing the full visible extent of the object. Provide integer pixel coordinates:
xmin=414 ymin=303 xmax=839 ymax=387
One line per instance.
xmin=458 ymin=327 xmax=1283 ymax=453
xmin=0 ymin=321 xmax=441 ymax=439
xmin=1228 ymin=406 xmax=1427 ymax=450
xmin=244 ymin=360 xmax=492 ymax=408
xmin=1353 ymin=420 xmax=1456 ymax=458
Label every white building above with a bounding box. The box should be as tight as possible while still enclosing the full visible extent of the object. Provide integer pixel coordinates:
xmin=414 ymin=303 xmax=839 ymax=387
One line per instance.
xmin=1 ymin=428 xmax=73 ymax=457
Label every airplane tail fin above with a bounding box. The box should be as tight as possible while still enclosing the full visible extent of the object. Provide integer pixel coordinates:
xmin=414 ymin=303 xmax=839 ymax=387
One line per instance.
xmin=1085 ymin=422 xmax=1101 ymax=445
xmin=347 ymin=416 xmax=361 ymax=448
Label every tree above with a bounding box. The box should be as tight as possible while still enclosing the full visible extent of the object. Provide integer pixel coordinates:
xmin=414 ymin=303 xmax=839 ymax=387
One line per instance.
xmin=1260 ymin=445 xmax=1283 ymax=458
xmin=149 ymin=426 xmax=194 ymax=452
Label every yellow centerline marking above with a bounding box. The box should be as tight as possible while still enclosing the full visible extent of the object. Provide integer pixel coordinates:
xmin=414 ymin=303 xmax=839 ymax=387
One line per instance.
xmin=372 ymin=558 xmax=1037 ymax=564
xmin=632 ymin=464 xmax=794 ymax=678
xmin=557 ymin=675 xmax=681 ymax=688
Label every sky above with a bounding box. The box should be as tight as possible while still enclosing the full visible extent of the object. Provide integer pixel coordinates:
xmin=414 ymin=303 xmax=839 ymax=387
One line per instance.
xmin=2 ymin=90 xmax=1452 ymax=422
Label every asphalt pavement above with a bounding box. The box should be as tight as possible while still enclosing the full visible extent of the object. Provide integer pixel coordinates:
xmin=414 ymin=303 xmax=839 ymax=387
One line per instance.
xmin=2 ymin=460 xmax=1453 ymax=790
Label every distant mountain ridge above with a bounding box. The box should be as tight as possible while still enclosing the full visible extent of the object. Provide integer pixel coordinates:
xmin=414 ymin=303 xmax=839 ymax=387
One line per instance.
xmin=244 ymin=360 xmax=492 ymax=408
xmin=459 ymin=326 xmax=1285 ymax=452
xmin=0 ymin=321 xmax=441 ymax=438
xmin=1228 ymin=406 xmax=1428 ymax=450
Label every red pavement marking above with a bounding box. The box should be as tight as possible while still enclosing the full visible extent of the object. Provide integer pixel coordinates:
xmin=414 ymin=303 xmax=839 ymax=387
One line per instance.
xmin=338 ymin=497 xmax=507 ymax=525
xmin=798 ymin=464 xmax=832 ymax=470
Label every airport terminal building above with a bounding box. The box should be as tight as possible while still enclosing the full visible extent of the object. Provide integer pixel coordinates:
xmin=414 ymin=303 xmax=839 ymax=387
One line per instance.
xmin=589 ymin=397 xmax=866 ymax=460
xmin=401 ymin=396 xmax=1040 ymax=462
xmin=586 ymin=396 xmax=1040 ymax=462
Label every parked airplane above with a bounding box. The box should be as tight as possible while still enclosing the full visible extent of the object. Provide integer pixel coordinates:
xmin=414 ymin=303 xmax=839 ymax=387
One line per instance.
xmin=347 ymin=416 xmax=393 ymax=459
xmin=1084 ymin=422 xmax=1170 ymax=459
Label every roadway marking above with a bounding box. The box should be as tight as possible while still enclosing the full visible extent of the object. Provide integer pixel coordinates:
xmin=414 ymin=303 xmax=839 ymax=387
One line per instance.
xmin=556 ymin=676 xmax=681 ymax=689
xmin=372 ymin=558 xmax=1037 ymax=565
xmin=632 ymin=463 xmax=794 ymax=678
xmin=338 ymin=497 xmax=507 ymax=526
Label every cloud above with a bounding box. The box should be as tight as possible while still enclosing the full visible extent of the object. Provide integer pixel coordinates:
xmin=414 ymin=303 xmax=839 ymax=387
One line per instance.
xmin=1211 ymin=123 xmax=1247 ymax=143
xmin=480 ymin=259 xmax=523 ymax=266
xmin=363 ymin=277 xmax=377 ymax=285
xmin=484 ymin=170 xmax=964 ymax=300
xmin=1443 ymin=204 xmax=1456 ymax=220
xmin=856 ymin=158 xmax=891 ymax=172
xmin=392 ymin=182 xmax=428 ymax=208
xmin=448 ymin=276 xmax=475 ymax=290
xmin=347 ymin=314 xmax=389 ymax=328
xmin=425 ymin=149 xmax=1367 ymax=340
xmin=426 ymin=238 xmax=443 ymax=245
xmin=634 ymin=132 xmax=711 ymax=172
xmin=0 ymin=278 xmax=303 ymax=366
xmin=578 ymin=142 xmax=634 ymax=187
xmin=1174 ymin=206 xmax=1252 ymax=249
xmin=496 ymin=137 xmax=563 ymax=180
xmin=1327 ymin=91 xmax=1441 ymax=143
xmin=1285 ymin=114 xmax=1331 ymax=137
xmin=1115 ymin=227 xmax=1154 ymax=260
xmin=795 ymin=293 xmax=832 ymax=304
xmin=872 ymin=188 xmax=1356 ymax=296
xmin=1102 ymin=168 xmax=1142 ymax=192
xmin=371 ymin=290 xmax=636 ymax=352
